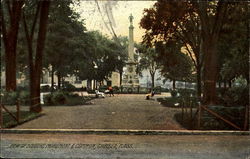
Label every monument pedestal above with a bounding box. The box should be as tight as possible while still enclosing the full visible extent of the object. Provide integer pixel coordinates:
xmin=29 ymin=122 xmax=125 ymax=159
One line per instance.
xmin=122 ymin=62 xmax=139 ymax=87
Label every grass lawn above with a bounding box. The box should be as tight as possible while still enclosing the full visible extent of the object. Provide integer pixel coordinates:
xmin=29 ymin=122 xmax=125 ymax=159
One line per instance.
xmin=3 ymin=111 xmax=43 ymax=128
xmin=157 ymin=96 xmax=198 ymax=108
xmin=44 ymin=94 xmax=96 ymax=106
xmin=157 ymin=97 xmax=182 ymax=108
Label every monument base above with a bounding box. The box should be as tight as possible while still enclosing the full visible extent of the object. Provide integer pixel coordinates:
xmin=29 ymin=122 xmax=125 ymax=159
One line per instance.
xmin=120 ymin=85 xmax=140 ymax=94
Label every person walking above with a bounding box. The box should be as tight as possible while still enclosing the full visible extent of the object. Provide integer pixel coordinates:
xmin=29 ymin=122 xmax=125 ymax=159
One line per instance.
xmin=108 ymin=86 xmax=114 ymax=97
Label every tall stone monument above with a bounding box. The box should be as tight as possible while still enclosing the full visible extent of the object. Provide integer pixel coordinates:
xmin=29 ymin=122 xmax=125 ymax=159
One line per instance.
xmin=122 ymin=14 xmax=139 ymax=89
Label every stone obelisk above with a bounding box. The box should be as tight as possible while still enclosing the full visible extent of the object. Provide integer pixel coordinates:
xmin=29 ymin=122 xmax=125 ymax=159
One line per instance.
xmin=122 ymin=14 xmax=139 ymax=88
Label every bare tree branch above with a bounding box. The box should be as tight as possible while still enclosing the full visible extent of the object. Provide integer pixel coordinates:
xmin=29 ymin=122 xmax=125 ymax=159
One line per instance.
xmin=184 ymin=42 xmax=198 ymax=68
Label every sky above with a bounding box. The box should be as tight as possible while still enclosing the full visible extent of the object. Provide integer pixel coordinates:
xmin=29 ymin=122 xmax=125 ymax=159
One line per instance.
xmin=72 ymin=1 xmax=156 ymax=43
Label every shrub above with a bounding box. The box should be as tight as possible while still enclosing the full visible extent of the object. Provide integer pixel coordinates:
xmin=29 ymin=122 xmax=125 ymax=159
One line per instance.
xmin=161 ymin=88 xmax=170 ymax=92
xmin=19 ymin=91 xmax=30 ymax=99
xmin=44 ymin=91 xmax=91 ymax=106
xmin=62 ymin=83 xmax=76 ymax=92
xmin=19 ymin=91 xmax=30 ymax=105
xmin=41 ymin=85 xmax=51 ymax=92
xmin=99 ymin=85 xmax=108 ymax=92
xmin=44 ymin=91 xmax=67 ymax=105
xmin=170 ymin=89 xmax=177 ymax=97
xmin=52 ymin=91 xmax=67 ymax=105
xmin=222 ymin=86 xmax=249 ymax=106
xmin=112 ymin=86 xmax=120 ymax=93
xmin=16 ymin=86 xmax=29 ymax=92
xmin=68 ymin=93 xmax=79 ymax=98
xmin=1 ymin=91 xmax=18 ymax=105
xmin=157 ymin=97 xmax=180 ymax=107
xmin=154 ymin=86 xmax=161 ymax=94
xmin=44 ymin=93 xmax=54 ymax=105
xmin=217 ymin=88 xmax=228 ymax=98
xmin=1 ymin=90 xmax=31 ymax=105
xmin=178 ymin=88 xmax=196 ymax=97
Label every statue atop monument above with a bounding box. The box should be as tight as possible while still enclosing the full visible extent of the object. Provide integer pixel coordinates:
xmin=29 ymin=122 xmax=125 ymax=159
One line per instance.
xmin=129 ymin=14 xmax=133 ymax=25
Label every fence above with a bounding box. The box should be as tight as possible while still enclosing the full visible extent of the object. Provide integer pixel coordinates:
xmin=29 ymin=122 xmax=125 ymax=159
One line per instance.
xmin=119 ymin=86 xmax=162 ymax=94
xmin=0 ymin=96 xmax=40 ymax=129
xmin=197 ymin=104 xmax=249 ymax=131
xmin=0 ymin=99 xmax=20 ymax=128
xmin=179 ymin=97 xmax=249 ymax=130
xmin=178 ymin=97 xmax=198 ymax=129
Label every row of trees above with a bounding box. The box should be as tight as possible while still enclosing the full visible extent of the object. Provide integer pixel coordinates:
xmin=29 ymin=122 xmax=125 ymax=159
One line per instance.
xmin=2 ymin=0 xmax=50 ymax=112
xmin=139 ymin=0 xmax=249 ymax=104
xmin=1 ymin=0 xmax=127 ymax=112
xmin=44 ymin=1 xmax=127 ymax=90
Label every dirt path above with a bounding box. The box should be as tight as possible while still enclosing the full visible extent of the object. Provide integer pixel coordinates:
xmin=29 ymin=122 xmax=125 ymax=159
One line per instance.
xmin=15 ymin=94 xmax=184 ymax=130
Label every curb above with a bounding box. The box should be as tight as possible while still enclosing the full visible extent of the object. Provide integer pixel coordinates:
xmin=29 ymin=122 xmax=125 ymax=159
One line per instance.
xmin=1 ymin=129 xmax=249 ymax=135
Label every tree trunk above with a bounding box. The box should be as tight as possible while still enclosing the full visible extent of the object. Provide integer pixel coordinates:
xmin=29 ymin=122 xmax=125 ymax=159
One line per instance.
xmin=29 ymin=64 xmax=34 ymax=110
xmin=173 ymin=79 xmax=176 ymax=90
xmin=119 ymin=71 xmax=123 ymax=86
xmin=5 ymin=47 xmax=17 ymax=91
xmin=30 ymin=1 xmax=50 ymax=113
xmin=41 ymin=72 xmax=44 ymax=83
xmin=95 ymin=80 xmax=97 ymax=89
xmin=197 ymin=1 xmax=229 ymax=105
xmin=202 ymin=36 xmax=219 ymax=104
xmin=150 ymin=72 xmax=155 ymax=89
xmin=57 ymin=72 xmax=61 ymax=89
xmin=30 ymin=72 xmax=41 ymax=112
xmin=51 ymin=66 xmax=54 ymax=92
xmin=196 ymin=65 xmax=202 ymax=98
xmin=2 ymin=1 xmax=24 ymax=91
xmin=62 ymin=77 xmax=65 ymax=88
xmin=22 ymin=2 xmax=38 ymax=111
xmin=224 ymin=81 xmax=227 ymax=88
xmin=93 ymin=80 xmax=95 ymax=90
xmin=218 ymin=81 xmax=221 ymax=88
xmin=228 ymin=80 xmax=232 ymax=88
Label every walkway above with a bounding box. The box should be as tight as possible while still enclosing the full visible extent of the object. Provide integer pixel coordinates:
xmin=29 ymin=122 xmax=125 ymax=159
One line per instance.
xmin=15 ymin=94 xmax=184 ymax=130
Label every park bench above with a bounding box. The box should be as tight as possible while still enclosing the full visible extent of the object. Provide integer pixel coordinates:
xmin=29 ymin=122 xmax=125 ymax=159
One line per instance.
xmin=95 ymin=90 xmax=105 ymax=98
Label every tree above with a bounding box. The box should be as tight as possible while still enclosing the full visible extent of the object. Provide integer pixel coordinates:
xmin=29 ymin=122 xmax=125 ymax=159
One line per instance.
xmin=155 ymin=41 xmax=192 ymax=90
xmin=140 ymin=0 xmax=203 ymax=98
xmin=140 ymin=0 xmax=237 ymax=104
xmin=22 ymin=0 xmax=50 ymax=112
xmin=113 ymin=36 xmax=128 ymax=85
xmin=218 ymin=3 xmax=249 ymax=86
xmin=137 ymin=44 xmax=160 ymax=89
xmin=194 ymin=1 xmax=229 ymax=104
xmin=76 ymin=31 xmax=127 ymax=86
xmin=44 ymin=0 xmax=86 ymax=90
xmin=1 ymin=0 xmax=24 ymax=91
